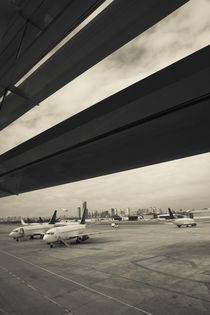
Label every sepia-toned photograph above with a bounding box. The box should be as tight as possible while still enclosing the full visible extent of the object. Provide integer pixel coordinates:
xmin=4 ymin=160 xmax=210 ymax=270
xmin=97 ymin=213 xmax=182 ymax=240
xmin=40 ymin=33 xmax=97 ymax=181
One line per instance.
xmin=0 ymin=0 xmax=210 ymax=314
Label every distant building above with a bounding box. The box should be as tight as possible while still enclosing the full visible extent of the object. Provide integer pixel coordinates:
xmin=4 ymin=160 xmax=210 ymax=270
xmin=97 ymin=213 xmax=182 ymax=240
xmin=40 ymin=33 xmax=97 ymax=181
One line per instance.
xmin=189 ymin=208 xmax=210 ymax=219
xmin=111 ymin=208 xmax=115 ymax=217
xmin=94 ymin=210 xmax=99 ymax=218
xmin=113 ymin=215 xmax=122 ymax=221
xmin=82 ymin=201 xmax=88 ymax=218
xmin=128 ymin=215 xmax=138 ymax=221
xmin=77 ymin=207 xmax=81 ymax=219
xmin=121 ymin=216 xmax=129 ymax=221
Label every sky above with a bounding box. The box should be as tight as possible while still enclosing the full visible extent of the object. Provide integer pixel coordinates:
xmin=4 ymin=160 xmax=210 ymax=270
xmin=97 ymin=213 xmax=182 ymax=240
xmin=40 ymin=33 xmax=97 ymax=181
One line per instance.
xmin=0 ymin=0 xmax=210 ymax=217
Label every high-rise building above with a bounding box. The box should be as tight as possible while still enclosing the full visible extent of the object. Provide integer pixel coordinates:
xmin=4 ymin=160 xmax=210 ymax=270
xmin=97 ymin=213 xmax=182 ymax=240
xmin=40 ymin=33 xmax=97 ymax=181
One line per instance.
xmin=77 ymin=207 xmax=81 ymax=219
xmin=82 ymin=201 xmax=88 ymax=218
xmin=111 ymin=208 xmax=115 ymax=217
xmin=125 ymin=208 xmax=131 ymax=216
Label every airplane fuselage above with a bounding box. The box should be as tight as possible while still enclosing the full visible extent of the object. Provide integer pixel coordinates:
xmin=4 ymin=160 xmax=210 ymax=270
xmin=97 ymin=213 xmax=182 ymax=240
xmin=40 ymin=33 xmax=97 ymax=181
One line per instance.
xmin=9 ymin=224 xmax=54 ymax=240
xmin=173 ymin=218 xmax=196 ymax=227
xmin=43 ymin=224 xmax=86 ymax=244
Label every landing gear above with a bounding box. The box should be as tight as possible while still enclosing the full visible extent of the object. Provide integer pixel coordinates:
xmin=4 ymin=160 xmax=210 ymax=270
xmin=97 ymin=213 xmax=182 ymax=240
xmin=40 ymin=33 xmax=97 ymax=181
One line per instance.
xmin=177 ymin=225 xmax=181 ymax=228
xmin=30 ymin=236 xmax=34 ymax=239
xmin=76 ymin=235 xmax=89 ymax=243
xmin=16 ymin=238 xmax=19 ymax=242
xmin=50 ymin=244 xmax=53 ymax=248
xmin=81 ymin=235 xmax=89 ymax=241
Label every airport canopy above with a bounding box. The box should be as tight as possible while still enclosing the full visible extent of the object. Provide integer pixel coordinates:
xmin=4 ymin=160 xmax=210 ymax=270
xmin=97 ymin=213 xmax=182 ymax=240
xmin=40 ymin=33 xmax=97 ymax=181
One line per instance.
xmin=0 ymin=45 xmax=209 ymax=197
xmin=0 ymin=0 xmax=188 ymax=130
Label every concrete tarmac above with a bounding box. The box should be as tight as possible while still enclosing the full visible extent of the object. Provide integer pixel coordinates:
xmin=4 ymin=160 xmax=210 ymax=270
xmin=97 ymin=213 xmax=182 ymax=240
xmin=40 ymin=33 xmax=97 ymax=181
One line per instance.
xmin=1 ymin=222 xmax=210 ymax=315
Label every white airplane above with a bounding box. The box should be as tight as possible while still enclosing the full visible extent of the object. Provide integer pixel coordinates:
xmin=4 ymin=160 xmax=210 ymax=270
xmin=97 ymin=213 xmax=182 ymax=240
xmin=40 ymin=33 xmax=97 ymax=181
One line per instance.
xmin=43 ymin=207 xmax=114 ymax=248
xmin=9 ymin=211 xmax=57 ymax=241
xmin=173 ymin=217 xmax=197 ymax=228
xmin=167 ymin=208 xmax=197 ymax=228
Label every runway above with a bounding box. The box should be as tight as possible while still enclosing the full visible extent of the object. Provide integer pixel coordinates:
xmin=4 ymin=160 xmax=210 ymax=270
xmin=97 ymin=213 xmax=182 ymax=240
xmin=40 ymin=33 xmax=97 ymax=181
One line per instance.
xmin=1 ymin=222 xmax=210 ymax=314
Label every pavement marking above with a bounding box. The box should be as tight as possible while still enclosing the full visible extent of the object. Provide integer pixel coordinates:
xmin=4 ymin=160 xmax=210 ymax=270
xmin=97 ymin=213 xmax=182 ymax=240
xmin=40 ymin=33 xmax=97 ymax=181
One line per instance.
xmin=0 ymin=249 xmax=152 ymax=315
xmin=27 ymin=284 xmax=37 ymax=291
xmin=44 ymin=295 xmax=59 ymax=305
xmin=132 ymin=257 xmax=209 ymax=284
xmin=0 ymin=258 xmax=74 ymax=314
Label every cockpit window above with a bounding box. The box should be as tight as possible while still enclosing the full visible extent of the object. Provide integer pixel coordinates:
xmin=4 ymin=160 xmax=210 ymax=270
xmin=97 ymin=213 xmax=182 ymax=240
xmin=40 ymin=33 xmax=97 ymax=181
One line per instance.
xmin=46 ymin=232 xmax=54 ymax=235
xmin=13 ymin=229 xmax=19 ymax=232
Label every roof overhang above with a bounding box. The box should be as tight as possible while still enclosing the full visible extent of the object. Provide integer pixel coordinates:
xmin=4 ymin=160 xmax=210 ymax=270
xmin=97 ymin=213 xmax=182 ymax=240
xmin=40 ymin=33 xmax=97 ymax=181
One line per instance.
xmin=0 ymin=45 xmax=209 ymax=197
xmin=0 ymin=0 xmax=189 ymax=130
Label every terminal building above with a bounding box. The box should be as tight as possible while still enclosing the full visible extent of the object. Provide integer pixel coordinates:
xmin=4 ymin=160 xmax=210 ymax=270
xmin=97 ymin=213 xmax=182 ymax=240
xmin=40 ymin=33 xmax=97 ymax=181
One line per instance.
xmin=188 ymin=208 xmax=210 ymax=219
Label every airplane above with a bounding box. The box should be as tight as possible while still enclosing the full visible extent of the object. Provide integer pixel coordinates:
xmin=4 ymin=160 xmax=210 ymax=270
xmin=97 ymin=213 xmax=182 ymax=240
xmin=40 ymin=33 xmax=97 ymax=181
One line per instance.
xmin=168 ymin=208 xmax=197 ymax=228
xmin=43 ymin=207 xmax=114 ymax=248
xmin=173 ymin=217 xmax=197 ymax=228
xmin=9 ymin=211 xmax=57 ymax=241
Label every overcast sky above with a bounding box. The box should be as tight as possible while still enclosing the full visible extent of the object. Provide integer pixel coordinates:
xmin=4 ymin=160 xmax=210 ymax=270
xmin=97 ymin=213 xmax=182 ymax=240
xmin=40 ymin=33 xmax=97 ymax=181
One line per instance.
xmin=0 ymin=0 xmax=210 ymax=217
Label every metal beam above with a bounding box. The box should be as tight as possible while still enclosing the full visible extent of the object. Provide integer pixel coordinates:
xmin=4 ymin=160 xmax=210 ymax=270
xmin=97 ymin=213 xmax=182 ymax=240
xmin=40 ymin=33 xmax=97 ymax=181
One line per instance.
xmin=0 ymin=0 xmax=189 ymax=130
xmin=0 ymin=46 xmax=209 ymax=197
xmin=0 ymin=0 xmax=105 ymax=96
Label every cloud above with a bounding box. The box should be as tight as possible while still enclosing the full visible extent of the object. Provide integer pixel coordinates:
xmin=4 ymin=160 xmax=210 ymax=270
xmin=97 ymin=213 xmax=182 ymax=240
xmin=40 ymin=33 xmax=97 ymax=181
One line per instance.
xmin=1 ymin=0 xmax=210 ymax=154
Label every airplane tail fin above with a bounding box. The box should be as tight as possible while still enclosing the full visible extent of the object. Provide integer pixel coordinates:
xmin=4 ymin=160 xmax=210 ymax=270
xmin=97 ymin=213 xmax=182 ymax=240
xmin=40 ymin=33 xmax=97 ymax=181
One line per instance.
xmin=168 ymin=208 xmax=175 ymax=219
xmin=38 ymin=217 xmax=44 ymax=223
xmin=49 ymin=210 xmax=57 ymax=224
xmin=21 ymin=217 xmax=27 ymax=225
xmin=80 ymin=202 xmax=87 ymax=225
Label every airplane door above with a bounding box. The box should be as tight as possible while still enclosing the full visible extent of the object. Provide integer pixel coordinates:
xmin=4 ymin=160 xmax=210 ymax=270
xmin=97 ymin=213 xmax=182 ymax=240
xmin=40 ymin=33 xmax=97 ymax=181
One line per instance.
xmin=20 ymin=228 xmax=24 ymax=236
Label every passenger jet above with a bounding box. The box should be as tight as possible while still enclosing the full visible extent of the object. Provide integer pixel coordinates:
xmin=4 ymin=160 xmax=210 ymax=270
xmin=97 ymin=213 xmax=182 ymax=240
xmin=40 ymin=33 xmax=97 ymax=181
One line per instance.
xmin=43 ymin=207 xmax=113 ymax=248
xmin=9 ymin=211 xmax=57 ymax=241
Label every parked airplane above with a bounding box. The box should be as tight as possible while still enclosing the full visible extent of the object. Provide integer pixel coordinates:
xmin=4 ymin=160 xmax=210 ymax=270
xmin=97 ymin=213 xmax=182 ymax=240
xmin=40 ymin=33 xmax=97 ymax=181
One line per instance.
xmin=9 ymin=211 xmax=57 ymax=241
xmin=43 ymin=207 xmax=114 ymax=248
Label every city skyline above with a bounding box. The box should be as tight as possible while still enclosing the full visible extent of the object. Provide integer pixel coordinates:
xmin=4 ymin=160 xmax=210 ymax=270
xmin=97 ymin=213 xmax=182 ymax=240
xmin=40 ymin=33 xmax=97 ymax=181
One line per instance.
xmin=0 ymin=152 xmax=210 ymax=217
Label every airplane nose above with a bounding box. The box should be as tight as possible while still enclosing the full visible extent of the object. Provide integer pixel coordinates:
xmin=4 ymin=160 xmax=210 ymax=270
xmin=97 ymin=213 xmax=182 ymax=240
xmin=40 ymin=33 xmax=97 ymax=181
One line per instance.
xmin=43 ymin=235 xmax=49 ymax=242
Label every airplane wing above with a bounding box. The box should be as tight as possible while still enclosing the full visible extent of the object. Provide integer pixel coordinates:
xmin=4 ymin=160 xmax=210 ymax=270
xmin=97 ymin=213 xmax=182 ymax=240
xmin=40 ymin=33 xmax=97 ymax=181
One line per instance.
xmin=56 ymin=229 xmax=117 ymax=247
xmin=84 ymin=230 xmax=117 ymax=236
